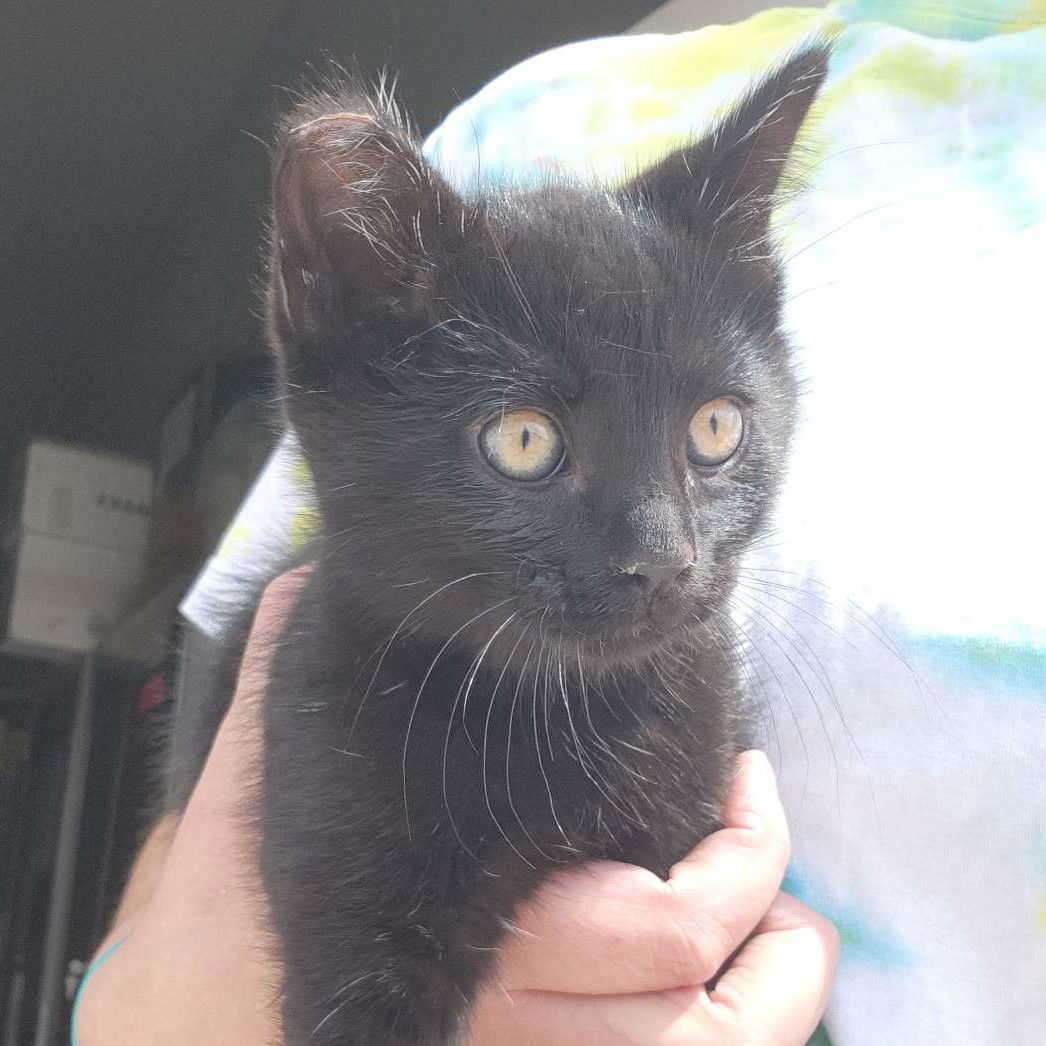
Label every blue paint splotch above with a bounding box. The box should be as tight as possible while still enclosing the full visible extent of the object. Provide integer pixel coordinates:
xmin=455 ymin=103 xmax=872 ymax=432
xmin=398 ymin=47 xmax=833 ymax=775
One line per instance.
xmin=784 ymin=865 xmax=914 ymax=969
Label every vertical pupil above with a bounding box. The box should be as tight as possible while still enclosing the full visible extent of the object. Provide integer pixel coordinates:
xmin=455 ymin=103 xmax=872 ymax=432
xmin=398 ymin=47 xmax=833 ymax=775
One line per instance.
xmin=709 ymin=412 xmax=719 ymax=436
xmin=521 ymin=426 xmax=531 ymax=451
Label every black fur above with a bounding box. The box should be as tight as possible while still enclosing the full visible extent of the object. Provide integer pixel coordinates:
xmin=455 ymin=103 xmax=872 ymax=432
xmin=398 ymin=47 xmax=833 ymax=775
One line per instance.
xmin=167 ymin=46 xmax=828 ymax=1044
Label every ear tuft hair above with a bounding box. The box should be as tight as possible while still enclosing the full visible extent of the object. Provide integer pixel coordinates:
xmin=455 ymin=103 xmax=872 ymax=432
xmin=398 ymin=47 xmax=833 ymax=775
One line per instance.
xmin=268 ymin=80 xmax=466 ymax=349
xmin=621 ymin=41 xmax=831 ymax=263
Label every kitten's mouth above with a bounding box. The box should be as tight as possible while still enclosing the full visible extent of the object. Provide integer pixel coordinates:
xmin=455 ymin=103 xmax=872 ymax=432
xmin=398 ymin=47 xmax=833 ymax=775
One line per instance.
xmin=418 ymin=566 xmax=722 ymax=671
xmin=541 ymin=601 xmax=707 ymax=663
xmin=501 ymin=564 xmax=715 ymax=664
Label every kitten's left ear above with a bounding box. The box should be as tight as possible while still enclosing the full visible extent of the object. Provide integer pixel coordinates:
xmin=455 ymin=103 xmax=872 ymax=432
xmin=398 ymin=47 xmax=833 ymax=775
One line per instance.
xmin=268 ymin=95 xmax=467 ymax=353
xmin=621 ymin=43 xmax=829 ymax=257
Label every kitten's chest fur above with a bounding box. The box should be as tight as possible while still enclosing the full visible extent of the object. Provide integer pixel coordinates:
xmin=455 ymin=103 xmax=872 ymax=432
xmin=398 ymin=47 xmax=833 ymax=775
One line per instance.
xmin=259 ymin=583 xmax=741 ymax=1043
xmin=266 ymin=588 xmax=740 ymax=865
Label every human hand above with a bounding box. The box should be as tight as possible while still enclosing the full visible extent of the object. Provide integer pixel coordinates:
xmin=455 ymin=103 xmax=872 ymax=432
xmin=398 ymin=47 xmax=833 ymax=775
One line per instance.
xmin=468 ymin=750 xmax=838 ymax=1045
xmin=74 ymin=570 xmax=311 ymax=1045
xmin=77 ymin=568 xmax=836 ymax=1046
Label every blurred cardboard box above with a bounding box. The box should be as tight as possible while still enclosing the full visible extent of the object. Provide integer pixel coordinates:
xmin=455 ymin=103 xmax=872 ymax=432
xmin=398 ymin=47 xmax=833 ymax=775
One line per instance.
xmin=2 ymin=440 xmax=153 ymax=656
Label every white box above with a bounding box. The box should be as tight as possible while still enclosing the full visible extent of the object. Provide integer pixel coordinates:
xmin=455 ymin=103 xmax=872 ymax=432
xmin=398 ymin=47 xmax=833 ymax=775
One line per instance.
xmin=17 ymin=441 xmax=152 ymax=552
xmin=2 ymin=440 xmax=155 ymax=655
xmin=5 ymin=533 xmax=149 ymax=654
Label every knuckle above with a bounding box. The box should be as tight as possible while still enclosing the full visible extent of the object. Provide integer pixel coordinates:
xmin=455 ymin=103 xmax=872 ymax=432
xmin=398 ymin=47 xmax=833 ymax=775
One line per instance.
xmin=655 ymin=904 xmax=735 ymax=986
xmin=734 ymin=816 xmax=790 ymax=875
xmin=700 ymin=984 xmax=770 ymax=1046
xmin=706 ymin=995 xmax=776 ymax=1046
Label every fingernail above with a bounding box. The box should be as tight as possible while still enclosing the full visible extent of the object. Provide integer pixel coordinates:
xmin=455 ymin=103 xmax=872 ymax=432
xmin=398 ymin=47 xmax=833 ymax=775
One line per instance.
xmin=736 ymin=750 xmax=778 ymax=831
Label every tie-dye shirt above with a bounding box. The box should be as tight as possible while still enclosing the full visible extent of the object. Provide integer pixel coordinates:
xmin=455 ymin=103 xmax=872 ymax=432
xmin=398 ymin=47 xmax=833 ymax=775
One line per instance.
xmin=182 ymin=3 xmax=1046 ymax=1042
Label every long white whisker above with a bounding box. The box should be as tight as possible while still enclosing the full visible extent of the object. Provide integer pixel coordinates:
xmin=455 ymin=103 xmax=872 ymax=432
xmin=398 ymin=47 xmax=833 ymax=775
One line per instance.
xmin=348 ymin=571 xmax=504 ymax=743
xmin=576 ymin=645 xmax=652 ymax=784
xmin=503 ymin=637 xmax=560 ymax=863
xmin=480 ymin=620 xmax=538 ymax=868
xmin=558 ymin=644 xmax=643 ymax=826
xmin=401 ymin=595 xmax=515 ymax=839
xmin=717 ymin=608 xmax=812 ymax=807
xmin=530 ymin=636 xmax=570 ymax=846
xmin=440 ymin=609 xmax=521 ymax=859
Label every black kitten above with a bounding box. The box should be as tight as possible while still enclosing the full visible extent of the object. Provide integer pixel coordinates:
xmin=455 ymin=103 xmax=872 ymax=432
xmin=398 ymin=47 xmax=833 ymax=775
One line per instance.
xmin=168 ymin=45 xmax=827 ymax=1045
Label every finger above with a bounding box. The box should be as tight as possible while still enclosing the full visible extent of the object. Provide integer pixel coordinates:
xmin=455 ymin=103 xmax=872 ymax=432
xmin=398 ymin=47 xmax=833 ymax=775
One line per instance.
xmin=663 ymin=749 xmax=791 ymax=984
xmin=696 ymin=891 xmax=840 ymax=1045
xmin=229 ymin=564 xmax=315 ymax=720
xmin=468 ymin=981 xmax=709 ymax=1046
xmin=81 ymin=573 xmax=314 ymax=1046
xmin=496 ymin=859 xmax=683 ymax=994
xmin=470 ymin=894 xmax=837 ymax=1046
xmin=160 ymin=566 xmax=312 ymax=896
xmin=187 ymin=565 xmax=313 ymax=818
xmin=498 ymin=751 xmax=788 ymax=994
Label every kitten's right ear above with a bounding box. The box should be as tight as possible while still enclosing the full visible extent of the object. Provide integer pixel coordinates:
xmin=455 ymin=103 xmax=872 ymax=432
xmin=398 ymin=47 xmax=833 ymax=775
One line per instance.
xmin=269 ymin=97 xmax=465 ymax=353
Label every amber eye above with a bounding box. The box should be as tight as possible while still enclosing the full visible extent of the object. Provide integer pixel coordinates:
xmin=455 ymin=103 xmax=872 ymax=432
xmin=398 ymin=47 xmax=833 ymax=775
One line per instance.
xmin=479 ymin=409 xmax=565 ymax=481
xmin=687 ymin=398 xmax=744 ymax=467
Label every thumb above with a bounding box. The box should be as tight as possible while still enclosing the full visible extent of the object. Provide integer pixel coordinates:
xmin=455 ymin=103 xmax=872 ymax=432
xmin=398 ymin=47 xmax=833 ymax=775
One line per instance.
xmin=186 ymin=566 xmax=312 ymax=824
xmin=496 ymin=751 xmax=790 ymax=995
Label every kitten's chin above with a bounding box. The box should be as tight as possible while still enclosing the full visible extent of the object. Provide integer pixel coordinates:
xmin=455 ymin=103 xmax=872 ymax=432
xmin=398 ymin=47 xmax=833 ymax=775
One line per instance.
xmin=536 ymin=603 xmax=714 ymax=669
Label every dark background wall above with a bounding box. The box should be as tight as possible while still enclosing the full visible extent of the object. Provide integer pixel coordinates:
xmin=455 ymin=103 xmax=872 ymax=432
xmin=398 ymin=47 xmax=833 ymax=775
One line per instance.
xmin=3 ymin=0 xmax=657 ymax=463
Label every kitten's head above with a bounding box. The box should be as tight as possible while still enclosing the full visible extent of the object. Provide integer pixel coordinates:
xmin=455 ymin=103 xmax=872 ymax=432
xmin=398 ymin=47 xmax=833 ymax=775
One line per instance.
xmin=267 ymin=48 xmax=827 ymax=670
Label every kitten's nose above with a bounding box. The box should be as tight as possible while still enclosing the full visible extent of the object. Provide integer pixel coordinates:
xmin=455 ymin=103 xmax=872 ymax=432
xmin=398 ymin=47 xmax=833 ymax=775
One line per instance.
xmin=616 ymin=554 xmax=692 ymax=587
